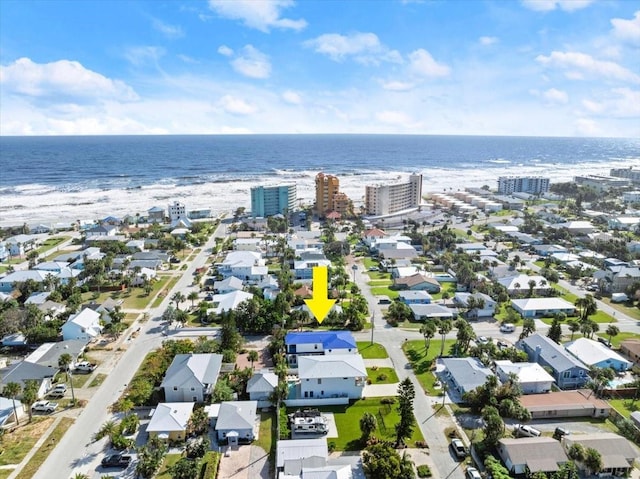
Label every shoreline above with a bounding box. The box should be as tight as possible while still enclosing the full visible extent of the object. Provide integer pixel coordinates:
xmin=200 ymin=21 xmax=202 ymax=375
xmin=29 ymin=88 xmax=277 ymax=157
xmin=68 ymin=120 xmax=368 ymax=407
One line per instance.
xmin=0 ymin=160 xmax=636 ymax=228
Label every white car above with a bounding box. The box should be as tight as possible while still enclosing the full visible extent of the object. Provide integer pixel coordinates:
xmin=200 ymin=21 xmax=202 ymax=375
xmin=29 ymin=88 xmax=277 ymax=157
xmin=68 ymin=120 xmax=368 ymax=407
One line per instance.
xmin=500 ymin=323 xmax=515 ymax=333
xmin=32 ymin=401 xmax=58 ymax=414
xmin=48 ymin=384 xmax=67 ymax=397
xmin=466 ymin=467 xmax=482 ymax=479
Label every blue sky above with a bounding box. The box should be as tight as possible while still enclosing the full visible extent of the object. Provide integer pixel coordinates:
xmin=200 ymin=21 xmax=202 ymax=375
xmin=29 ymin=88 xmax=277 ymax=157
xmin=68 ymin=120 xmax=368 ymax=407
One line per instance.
xmin=0 ymin=0 xmax=638 ymax=137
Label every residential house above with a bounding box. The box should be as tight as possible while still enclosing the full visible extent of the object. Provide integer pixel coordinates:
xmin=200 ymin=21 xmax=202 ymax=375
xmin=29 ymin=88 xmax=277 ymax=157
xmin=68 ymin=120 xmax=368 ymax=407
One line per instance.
xmin=213 ymin=276 xmax=244 ymax=294
xmin=511 ymin=298 xmax=576 ymax=318
xmin=438 ymin=358 xmax=494 ymax=398
xmin=519 ymin=390 xmax=611 ymax=419
xmin=620 ymin=339 xmax=640 ymax=365
xmin=285 ymin=331 xmax=357 ymax=366
xmin=393 ymin=273 xmax=441 ymax=293
xmin=0 ymin=397 xmax=26 ymax=430
xmin=533 ymin=244 xmax=568 ymax=257
xmin=565 ymin=338 xmax=631 ymax=372
xmin=24 ymin=291 xmax=52 ymax=306
xmin=161 ymin=353 xmax=222 ymax=402
xmin=409 ymin=303 xmax=455 ymax=321
xmin=608 ymin=216 xmax=640 ymax=231
xmin=0 ymin=243 xmax=9 ymax=262
xmin=0 ymin=270 xmax=50 ymax=293
xmin=519 ymin=334 xmax=589 ymax=389
xmin=398 ymin=290 xmax=432 ymax=305
xmin=24 ymin=339 xmax=87 ymax=369
xmin=362 ymin=228 xmax=386 ymax=247
xmin=5 ymin=234 xmax=39 ymax=257
xmin=595 ymin=266 xmax=640 ymax=293
xmin=497 ymin=437 xmax=568 ymax=475
xmin=246 ymin=370 xmax=278 ymax=406
xmin=233 ymin=238 xmax=264 ymax=253
xmin=147 ymin=402 xmax=194 ymax=442
xmin=215 ymin=401 xmax=258 ymax=446
xmin=277 ymin=438 xmax=328 ymax=477
xmin=498 ymin=274 xmax=550 ymax=296
xmin=1 ymin=333 xmax=27 ymax=348
xmin=217 ymin=251 xmax=268 ymax=282
xmin=453 ymin=292 xmax=496 ymax=319
xmin=551 ymin=220 xmax=597 ymax=235
xmin=391 ymin=265 xmax=420 ymax=279
xmin=62 ymin=308 xmax=102 ymax=341
xmin=148 ymin=206 xmax=165 ymax=222
xmin=495 ymin=360 xmax=554 ymax=394
xmin=85 ymin=224 xmax=119 ymax=237
xmin=0 ymin=362 xmax=56 ymax=399
xmin=125 ymin=239 xmax=145 ymax=252
xmin=297 ymin=354 xmax=367 ymax=400
xmin=293 ymin=258 xmax=332 ymax=280
xmin=208 ymin=291 xmax=253 ymax=316
xmin=84 ymin=298 xmax=124 ymax=324
xmin=563 ymin=433 xmax=639 ymax=477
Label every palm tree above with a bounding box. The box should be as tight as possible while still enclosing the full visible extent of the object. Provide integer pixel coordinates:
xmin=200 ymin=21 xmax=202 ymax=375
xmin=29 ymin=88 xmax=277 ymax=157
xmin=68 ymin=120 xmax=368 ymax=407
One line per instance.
xmin=568 ymin=319 xmax=580 ymax=341
xmin=575 ymin=294 xmax=597 ymax=323
xmin=605 ymin=324 xmax=619 ymax=344
xmin=187 ymin=291 xmax=199 ymax=309
xmin=438 ymin=320 xmax=452 ymax=357
xmin=58 ymin=353 xmax=76 ymax=404
xmin=420 ymin=322 xmax=437 ymax=356
xmin=248 ymin=350 xmax=259 ymax=369
xmin=171 ymin=291 xmax=186 ymax=311
xmin=3 ymin=382 xmax=22 ymax=426
xmin=359 ymin=412 xmax=377 ymax=442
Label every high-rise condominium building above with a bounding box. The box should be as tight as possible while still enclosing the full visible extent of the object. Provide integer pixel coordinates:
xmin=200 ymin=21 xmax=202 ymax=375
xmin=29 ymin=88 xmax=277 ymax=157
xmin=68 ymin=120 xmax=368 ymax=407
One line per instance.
xmin=497 ymin=176 xmax=550 ymax=195
xmin=611 ymin=167 xmax=640 ymax=183
xmin=365 ymin=174 xmax=422 ymax=216
xmin=250 ymin=184 xmax=297 ymax=218
xmin=315 ymin=173 xmax=341 ymax=217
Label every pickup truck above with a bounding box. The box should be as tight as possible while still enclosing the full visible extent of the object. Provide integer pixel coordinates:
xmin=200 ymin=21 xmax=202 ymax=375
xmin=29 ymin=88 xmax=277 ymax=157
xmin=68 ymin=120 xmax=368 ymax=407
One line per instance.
xmin=101 ymin=454 xmax=132 ymax=468
xmin=48 ymin=384 xmax=67 ymax=398
xmin=31 ymin=401 xmax=58 ymax=414
xmin=74 ymin=361 xmax=97 ymax=373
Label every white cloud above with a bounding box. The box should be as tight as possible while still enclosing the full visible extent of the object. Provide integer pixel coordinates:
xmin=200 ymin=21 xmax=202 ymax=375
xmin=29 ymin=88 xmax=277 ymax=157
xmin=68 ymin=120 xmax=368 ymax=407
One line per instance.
xmin=282 ymin=90 xmax=302 ymax=105
xmin=304 ymin=32 xmax=402 ymax=65
xmin=479 ymin=36 xmax=498 ymax=46
xmin=0 ymin=57 xmax=138 ymax=101
xmin=178 ymin=54 xmax=199 ymax=64
xmin=381 ymin=80 xmax=415 ymax=91
xmin=218 ymin=45 xmax=234 ymax=57
xmin=375 ymin=110 xmax=415 ymax=127
xmin=408 ymin=49 xmax=450 ymax=78
xmin=574 ymin=117 xmax=601 ymax=136
xmin=542 ymin=88 xmax=569 ymax=103
xmin=208 ymin=0 xmax=306 ymax=32
xmin=536 ymin=51 xmax=640 ymax=83
xmin=611 ymin=11 xmax=640 ymax=46
xmin=151 ymin=18 xmax=184 ymax=39
xmin=581 ymin=88 xmax=640 ymax=118
xmin=218 ymin=94 xmax=257 ymax=115
xmin=124 ymin=46 xmax=166 ymax=66
xmin=521 ymin=0 xmax=593 ymax=12
xmin=231 ymin=45 xmax=271 ymax=79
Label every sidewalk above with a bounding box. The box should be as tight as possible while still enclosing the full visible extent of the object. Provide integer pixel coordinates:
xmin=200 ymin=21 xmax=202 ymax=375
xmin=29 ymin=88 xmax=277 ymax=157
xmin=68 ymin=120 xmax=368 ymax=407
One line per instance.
xmin=7 ymin=416 xmax=62 ymax=479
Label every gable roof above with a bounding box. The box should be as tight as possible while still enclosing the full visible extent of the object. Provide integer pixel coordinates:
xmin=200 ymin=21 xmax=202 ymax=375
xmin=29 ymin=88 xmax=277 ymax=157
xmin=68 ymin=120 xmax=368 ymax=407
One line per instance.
xmin=147 ymin=402 xmax=194 ymax=432
xmin=564 ymin=433 xmax=638 ymax=468
xmin=246 ymin=370 xmax=278 ymax=394
xmin=215 ymin=401 xmax=257 ymax=431
xmin=277 ymin=438 xmax=328 ymax=469
xmin=499 ymin=437 xmax=568 ymax=472
xmin=440 ymin=357 xmax=494 ymax=393
xmin=210 ymin=291 xmax=253 ymax=314
xmin=398 ymin=290 xmax=432 ymax=301
xmin=511 ymin=297 xmax=575 ymax=311
xmin=213 ymin=276 xmax=244 ymax=291
xmin=394 ymin=273 xmax=440 ymax=288
xmin=161 ymin=354 xmax=222 ymax=390
xmin=285 ymin=331 xmax=356 ymax=350
xmin=498 ymin=274 xmax=548 ymax=291
xmin=0 ymin=361 xmax=55 ymax=388
xmin=25 ymin=339 xmax=87 ymax=368
xmin=66 ymin=308 xmax=101 ymax=331
xmin=565 ymin=338 xmax=631 ymax=368
xmin=520 ymin=334 xmax=588 ymax=373
xmin=495 ymin=360 xmax=554 ymax=384
xmin=298 ymin=354 xmax=366 ymax=379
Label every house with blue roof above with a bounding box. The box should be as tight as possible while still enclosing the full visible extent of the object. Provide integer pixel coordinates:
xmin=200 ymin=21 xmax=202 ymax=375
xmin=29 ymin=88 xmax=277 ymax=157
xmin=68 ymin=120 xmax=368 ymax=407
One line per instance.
xmin=519 ymin=334 xmax=590 ymax=389
xmin=285 ymin=331 xmax=357 ymax=366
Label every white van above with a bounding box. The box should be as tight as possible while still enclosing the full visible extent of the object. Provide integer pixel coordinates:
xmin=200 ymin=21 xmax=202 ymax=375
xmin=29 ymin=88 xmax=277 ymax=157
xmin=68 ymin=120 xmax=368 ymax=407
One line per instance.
xmin=500 ymin=323 xmax=515 ymax=333
xmin=514 ymin=424 xmax=541 ymax=438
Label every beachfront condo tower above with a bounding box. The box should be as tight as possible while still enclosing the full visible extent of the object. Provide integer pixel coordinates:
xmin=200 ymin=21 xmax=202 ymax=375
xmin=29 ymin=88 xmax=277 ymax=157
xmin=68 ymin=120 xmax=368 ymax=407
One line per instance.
xmin=315 ymin=172 xmax=341 ymax=217
xmin=365 ymin=173 xmax=423 ymax=216
xmin=497 ymin=176 xmax=550 ymax=195
xmin=250 ymin=184 xmax=297 ymax=218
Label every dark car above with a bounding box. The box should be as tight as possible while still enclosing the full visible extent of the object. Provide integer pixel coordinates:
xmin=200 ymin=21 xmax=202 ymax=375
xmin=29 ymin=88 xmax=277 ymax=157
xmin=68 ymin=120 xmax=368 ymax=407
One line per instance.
xmin=597 ymin=337 xmax=612 ymax=348
xmin=101 ymin=454 xmax=132 ymax=468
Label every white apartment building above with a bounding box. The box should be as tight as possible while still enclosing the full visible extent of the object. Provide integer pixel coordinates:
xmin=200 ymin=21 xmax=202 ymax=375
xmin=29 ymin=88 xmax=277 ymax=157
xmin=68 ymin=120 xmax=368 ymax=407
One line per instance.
xmin=168 ymin=201 xmax=186 ymax=221
xmin=365 ymin=173 xmax=422 ymax=216
xmin=623 ymin=191 xmax=640 ymax=203
xmin=497 ymin=176 xmax=550 ymax=195
xmin=611 ymin=167 xmax=640 ymax=183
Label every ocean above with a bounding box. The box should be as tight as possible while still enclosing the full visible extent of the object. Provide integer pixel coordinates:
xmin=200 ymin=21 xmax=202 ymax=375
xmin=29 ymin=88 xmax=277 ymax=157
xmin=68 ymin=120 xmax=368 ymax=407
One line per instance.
xmin=0 ymin=134 xmax=638 ymax=227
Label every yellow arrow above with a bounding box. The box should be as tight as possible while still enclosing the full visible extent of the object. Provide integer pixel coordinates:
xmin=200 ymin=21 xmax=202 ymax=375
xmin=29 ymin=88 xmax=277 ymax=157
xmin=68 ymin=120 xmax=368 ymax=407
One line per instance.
xmin=304 ymin=266 xmax=336 ymax=324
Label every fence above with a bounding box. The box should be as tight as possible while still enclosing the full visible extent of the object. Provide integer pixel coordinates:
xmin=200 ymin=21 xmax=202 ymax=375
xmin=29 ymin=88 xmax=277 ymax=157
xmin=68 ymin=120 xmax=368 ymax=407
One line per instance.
xmin=284 ymin=397 xmax=349 ymax=407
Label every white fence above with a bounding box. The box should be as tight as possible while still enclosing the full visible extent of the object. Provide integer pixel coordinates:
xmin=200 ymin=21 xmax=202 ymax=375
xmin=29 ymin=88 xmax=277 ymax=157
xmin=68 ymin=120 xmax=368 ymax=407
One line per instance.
xmin=284 ymin=397 xmax=349 ymax=407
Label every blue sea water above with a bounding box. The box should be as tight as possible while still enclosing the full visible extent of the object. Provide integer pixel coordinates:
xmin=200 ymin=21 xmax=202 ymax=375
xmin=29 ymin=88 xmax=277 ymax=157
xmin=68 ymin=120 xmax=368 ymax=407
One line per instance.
xmin=1 ymin=134 xmax=638 ymax=190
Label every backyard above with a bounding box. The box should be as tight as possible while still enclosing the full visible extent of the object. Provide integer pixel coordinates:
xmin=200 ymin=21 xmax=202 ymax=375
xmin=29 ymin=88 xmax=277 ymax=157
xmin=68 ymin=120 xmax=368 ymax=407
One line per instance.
xmin=402 ymin=339 xmax=457 ymax=395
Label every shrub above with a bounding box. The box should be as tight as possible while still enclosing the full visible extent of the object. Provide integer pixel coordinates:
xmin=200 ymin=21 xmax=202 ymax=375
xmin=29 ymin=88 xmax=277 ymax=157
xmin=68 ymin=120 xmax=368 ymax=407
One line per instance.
xmin=377 ymin=374 xmax=388 ymax=381
xmin=380 ymin=398 xmax=395 ymax=405
xmin=415 ymin=440 xmax=429 ymax=448
xmin=417 ymin=465 xmax=432 ymax=477
xmin=328 ymin=441 xmax=336 ymax=453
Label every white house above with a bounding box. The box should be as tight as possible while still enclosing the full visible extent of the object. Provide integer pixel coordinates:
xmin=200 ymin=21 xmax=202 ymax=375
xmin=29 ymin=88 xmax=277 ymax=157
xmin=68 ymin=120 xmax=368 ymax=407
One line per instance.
xmin=453 ymin=292 xmax=496 ymax=319
xmin=147 ymin=402 xmax=194 ymax=442
xmin=498 ymin=274 xmax=550 ymax=296
xmin=297 ymin=354 xmax=367 ymax=400
xmin=511 ymin=297 xmax=576 ymax=318
xmin=565 ymin=338 xmax=632 ymax=372
xmin=247 ymin=370 xmax=278 ymax=405
xmin=208 ymin=291 xmax=254 ymax=316
xmin=495 ymin=360 xmax=555 ymax=394
xmin=213 ymin=276 xmax=245 ymax=294
xmin=497 ymin=437 xmax=568 ymax=475
xmin=161 ymin=353 xmax=222 ymax=402
xmin=217 ymin=251 xmax=268 ymax=282
xmin=0 ymin=397 xmax=26 ymax=430
xmin=61 ymin=308 xmax=102 ymax=341
xmin=285 ymin=331 xmax=357 ymax=366
xmin=293 ymin=258 xmax=332 ymax=280
xmin=0 ymin=270 xmax=51 ymax=293
xmin=215 ymin=401 xmax=258 ymax=446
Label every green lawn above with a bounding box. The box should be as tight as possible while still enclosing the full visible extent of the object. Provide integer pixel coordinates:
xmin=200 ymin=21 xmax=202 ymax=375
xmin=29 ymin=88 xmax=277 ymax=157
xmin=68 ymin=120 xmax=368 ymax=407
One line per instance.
xmin=321 ymin=398 xmax=424 ymax=451
xmin=596 ymin=331 xmax=640 ymax=348
xmin=370 ymin=286 xmax=399 ymax=299
xmin=0 ymin=418 xmax=53 ymax=466
xmin=56 ymin=372 xmax=91 ymax=389
xmin=402 ymin=339 xmax=457 ymax=395
xmin=367 ymin=367 xmax=399 ymax=384
xmin=601 ymin=298 xmax=640 ymax=321
xmin=362 ymin=257 xmax=380 ymax=269
xmin=89 ymin=373 xmax=107 ymax=388
xmin=156 ymin=453 xmax=182 ymax=479
xmin=256 ymin=411 xmax=275 ymax=459
xmin=14 ymin=417 xmax=74 ymax=479
xmin=357 ymin=342 xmax=389 ymax=359
xmin=35 ymin=236 xmax=69 ymax=255
xmin=152 ymin=276 xmax=181 ymax=307
xmin=430 ymin=282 xmax=456 ymax=301
xmin=80 ymin=275 xmax=175 ymax=310
xmin=608 ymin=398 xmax=639 ymax=420
xmin=367 ymin=271 xmax=393 ymax=281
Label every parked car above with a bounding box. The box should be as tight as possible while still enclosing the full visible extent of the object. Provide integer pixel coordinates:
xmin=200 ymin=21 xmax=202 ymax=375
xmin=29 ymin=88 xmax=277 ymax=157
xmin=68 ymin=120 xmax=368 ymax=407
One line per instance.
xmin=514 ymin=424 xmax=541 ymax=438
xmin=500 ymin=323 xmax=515 ymax=333
xmin=31 ymin=401 xmax=58 ymax=414
xmin=477 ymin=336 xmax=489 ymax=344
xmin=497 ymin=340 xmax=509 ymax=349
xmin=597 ymin=337 xmax=612 ymax=348
xmin=466 ymin=467 xmax=482 ymax=479
xmin=74 ymin=361 xmax=97 ymax=373
xmin=101 ymin=454 xmax=132 ymax=468
xmin=48 ymin=384 xmax=67 ymax=398
xmin=450 ymin=438 xmax=468 ymax=459
xmin=204 ymin=294 xmax=214 ymax=301
xmin=553 ymin=427 xmax=570 ymax=440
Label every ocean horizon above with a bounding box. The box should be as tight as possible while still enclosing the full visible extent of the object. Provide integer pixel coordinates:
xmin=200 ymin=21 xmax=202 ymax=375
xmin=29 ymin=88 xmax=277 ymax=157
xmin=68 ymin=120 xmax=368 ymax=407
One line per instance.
xmin=1 ymin=134 xmax=639 ymax=227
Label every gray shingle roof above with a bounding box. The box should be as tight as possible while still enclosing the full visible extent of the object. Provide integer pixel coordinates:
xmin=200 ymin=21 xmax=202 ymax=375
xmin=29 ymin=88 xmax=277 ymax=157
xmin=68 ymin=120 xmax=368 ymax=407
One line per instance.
xmin=520 ymin=334 xmax=588 ymax=373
